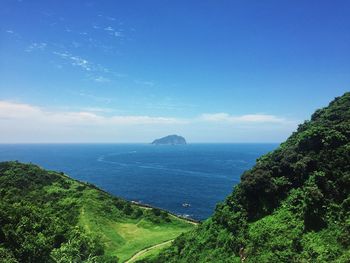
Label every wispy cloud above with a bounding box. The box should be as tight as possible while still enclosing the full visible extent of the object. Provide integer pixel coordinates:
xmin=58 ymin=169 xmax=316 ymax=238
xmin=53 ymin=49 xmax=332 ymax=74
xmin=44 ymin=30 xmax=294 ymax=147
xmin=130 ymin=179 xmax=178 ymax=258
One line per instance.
xmin=4 ymin=29 xmax=21 ymax=39
xmin=0 ymin=101 xmax=185 ymax=126
xmin=25 ymin=42 xmax=47 ymax=52
xmin=52 ymin=51 xmax=122 ymax=82
xmin=71 ymin=56 xmax=91 ymax=71
xmin=104 ymin=26 xmax=114 ymax=31
xmin=199 ymin=113 xmax=291 ymax=124
xmin=104 ymin=26 xmax=123 ymax=38
xmin=53 ymin=51 xmax=91 ymax=71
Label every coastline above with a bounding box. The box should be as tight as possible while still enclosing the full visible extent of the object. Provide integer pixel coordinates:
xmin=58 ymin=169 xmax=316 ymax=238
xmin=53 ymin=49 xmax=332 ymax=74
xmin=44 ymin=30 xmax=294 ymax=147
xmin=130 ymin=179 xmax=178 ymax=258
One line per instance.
xmin=132 ymin=201 xmax=200 ymax=225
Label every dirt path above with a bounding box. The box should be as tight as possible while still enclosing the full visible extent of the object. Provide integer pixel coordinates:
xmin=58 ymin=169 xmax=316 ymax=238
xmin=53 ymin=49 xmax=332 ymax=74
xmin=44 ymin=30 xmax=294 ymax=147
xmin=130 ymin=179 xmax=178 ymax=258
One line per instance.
xmin=125 ymin=239 xmax=174 ymax=263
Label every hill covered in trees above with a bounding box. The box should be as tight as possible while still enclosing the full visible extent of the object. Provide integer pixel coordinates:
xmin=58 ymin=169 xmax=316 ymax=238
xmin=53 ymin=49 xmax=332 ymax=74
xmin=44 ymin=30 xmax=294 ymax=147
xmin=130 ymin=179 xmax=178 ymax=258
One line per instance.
xmin=142 ymin=92 xmax=350 ymax=262
xmin=0 ymin=162 xmax=195 ymax=263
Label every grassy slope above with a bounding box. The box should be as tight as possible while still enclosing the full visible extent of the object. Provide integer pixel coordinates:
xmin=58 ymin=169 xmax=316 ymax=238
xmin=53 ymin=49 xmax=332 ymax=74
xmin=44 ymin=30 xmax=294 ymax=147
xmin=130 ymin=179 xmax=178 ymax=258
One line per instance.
xmin=148 ymin=92 xmax=350 ymax=262
xmin=76 ymin=186 xmax=194 ymax=262
xmin=0 ymin=162 xmax=195 ymax=262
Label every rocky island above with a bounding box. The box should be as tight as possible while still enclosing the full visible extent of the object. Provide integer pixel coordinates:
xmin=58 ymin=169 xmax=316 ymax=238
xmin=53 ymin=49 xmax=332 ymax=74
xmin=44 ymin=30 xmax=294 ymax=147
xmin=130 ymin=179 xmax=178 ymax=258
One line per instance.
xmin=151 ymin=135 xmax=187 ymax=145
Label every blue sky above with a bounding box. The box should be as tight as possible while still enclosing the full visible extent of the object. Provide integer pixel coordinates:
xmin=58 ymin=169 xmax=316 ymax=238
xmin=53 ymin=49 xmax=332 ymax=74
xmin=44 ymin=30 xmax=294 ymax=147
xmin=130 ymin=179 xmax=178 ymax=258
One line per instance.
xmin=0 ymin=0 xmax=349 ymax=143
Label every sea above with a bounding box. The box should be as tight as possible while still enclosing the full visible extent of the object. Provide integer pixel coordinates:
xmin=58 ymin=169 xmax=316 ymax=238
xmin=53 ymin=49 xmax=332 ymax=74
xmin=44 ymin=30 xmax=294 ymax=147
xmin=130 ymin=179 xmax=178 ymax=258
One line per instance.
xmin=0 ymin=143 xmax=278 ymax=220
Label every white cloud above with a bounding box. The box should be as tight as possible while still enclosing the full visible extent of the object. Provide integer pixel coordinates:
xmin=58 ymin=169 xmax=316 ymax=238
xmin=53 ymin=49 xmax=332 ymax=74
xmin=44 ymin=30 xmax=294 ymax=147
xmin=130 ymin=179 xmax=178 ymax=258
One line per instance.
xmin=199 ymin=113 xmax=289 ymax=124
xmin=0 ymin=101 xmax=42 ymax=119
xmin=0 ymin=101 xmax=299 ymax=143
xmin=0 ymin=101 xmax=184 ymax=126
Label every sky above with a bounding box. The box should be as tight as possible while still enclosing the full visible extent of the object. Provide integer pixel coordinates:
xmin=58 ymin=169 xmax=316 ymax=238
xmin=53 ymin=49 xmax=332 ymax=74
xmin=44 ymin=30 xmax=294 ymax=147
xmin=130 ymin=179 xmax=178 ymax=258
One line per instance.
xmin=0 ymin=0 xmax=349 ymax=143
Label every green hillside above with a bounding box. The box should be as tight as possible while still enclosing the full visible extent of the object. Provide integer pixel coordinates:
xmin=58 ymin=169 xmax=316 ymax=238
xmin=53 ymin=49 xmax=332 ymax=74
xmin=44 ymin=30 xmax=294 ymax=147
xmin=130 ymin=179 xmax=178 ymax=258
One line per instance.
xmin=0 ymin=162 xmax=195 ymax=263
xmin=143 ymin=92 xmax=350 ymax=262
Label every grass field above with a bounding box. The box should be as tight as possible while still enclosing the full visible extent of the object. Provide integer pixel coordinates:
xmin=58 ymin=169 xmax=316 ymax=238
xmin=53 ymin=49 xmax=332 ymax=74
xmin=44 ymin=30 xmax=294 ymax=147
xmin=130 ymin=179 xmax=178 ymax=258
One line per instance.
xmin=78 ymin=186 xmax=196 ymax=262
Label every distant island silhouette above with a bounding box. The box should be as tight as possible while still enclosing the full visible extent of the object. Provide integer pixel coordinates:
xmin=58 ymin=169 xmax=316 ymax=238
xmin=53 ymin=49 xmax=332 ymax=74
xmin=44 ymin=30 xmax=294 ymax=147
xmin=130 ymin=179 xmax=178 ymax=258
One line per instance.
xmin=151 ymin=135 xmax=187 ymax=145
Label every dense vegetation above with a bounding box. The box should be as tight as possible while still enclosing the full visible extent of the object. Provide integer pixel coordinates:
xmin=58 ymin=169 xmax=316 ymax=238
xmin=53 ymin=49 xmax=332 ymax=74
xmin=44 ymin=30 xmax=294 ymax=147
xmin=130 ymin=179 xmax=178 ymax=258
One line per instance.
xmin=0 ymin=162 xmax=194 ymax=263
xmin=143 ymin=92 xmax=350 ymax=262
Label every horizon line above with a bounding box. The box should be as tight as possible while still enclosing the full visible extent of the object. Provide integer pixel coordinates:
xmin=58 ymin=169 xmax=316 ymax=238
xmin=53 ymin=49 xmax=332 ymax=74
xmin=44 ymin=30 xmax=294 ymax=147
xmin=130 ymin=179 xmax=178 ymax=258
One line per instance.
xmin=0 ymin=141 xmax=282 ymax=144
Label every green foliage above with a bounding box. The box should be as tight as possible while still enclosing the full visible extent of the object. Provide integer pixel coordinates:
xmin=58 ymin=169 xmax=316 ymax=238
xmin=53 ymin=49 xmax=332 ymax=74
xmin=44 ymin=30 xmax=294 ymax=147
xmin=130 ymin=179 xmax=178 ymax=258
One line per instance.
xmin=148 ymin=92 xmax=350 ymax=262
xmin=145 ymin=208 xmax=171 ymax=223
xmin=50 ymin=227 xmax=105 ymax=263
xmin=0 ymin=162 xmax=116 ymax=262
xmin=0 ymin=247 xmax=18 ymax=263
xmin=0 ymin=161 xmax=194 ymax=262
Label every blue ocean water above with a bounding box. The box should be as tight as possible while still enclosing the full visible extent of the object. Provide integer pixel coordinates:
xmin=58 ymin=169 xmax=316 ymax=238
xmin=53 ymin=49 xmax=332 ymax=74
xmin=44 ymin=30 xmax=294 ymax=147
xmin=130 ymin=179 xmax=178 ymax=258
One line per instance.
xmin=0 ymin=143 xmax=277 ymax=220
